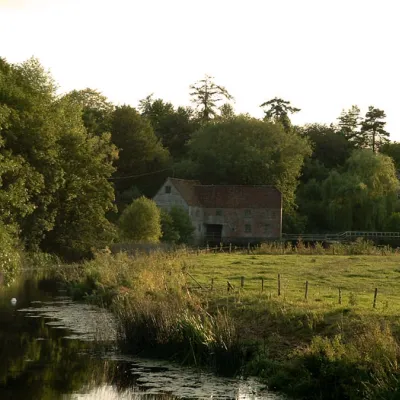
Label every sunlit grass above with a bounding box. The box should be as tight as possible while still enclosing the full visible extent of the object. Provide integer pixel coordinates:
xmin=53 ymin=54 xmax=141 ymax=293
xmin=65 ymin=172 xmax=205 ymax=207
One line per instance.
xmin=186 ymin=253 xmax=400 ymax=315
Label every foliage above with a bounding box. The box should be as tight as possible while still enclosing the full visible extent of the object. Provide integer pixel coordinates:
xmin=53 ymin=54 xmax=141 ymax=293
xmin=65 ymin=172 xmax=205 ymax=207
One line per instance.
xmin=337 ymin=105 xmax=362 ymax=143
xmin=0 ymin=223 xmax=21 ymax=286
xmin=0 ymin=57 xmax=117 ymax=259
xmin=189 ymin=75 xmax=234 ymax=122
xmin=181 ymin=115 xmax=312 ymax=210
xmin=260 ymin=97 xmax=300 ymax=132
xmin=300 ymin=123 xmax=353 ymax=172
xmin=360 ymin=106 xmax=389 ymax=153
xmin=118 ymin=196 xmax=161 ymax=242
xmin=160 ymin=209 xmax=180 ymax=243
xmin=66 ymin=88 xmax=114 ymax=136
xmin=110 ymin=105 xmax=171 ymax=198
xmin=380 ymin=141 xmax=400 ymax=170
xmin=139 ymin=95 xmax=199 ymax=159
xmin=169 ymin=206 xmax=195 ymax=244
xmin=321 ymin=150 xmax=399 ymax=231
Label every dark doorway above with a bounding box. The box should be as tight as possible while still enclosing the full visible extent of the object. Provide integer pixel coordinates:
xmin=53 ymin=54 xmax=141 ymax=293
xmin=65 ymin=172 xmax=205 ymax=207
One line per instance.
xmin=205 ymin=224 xmax=223 ymax=244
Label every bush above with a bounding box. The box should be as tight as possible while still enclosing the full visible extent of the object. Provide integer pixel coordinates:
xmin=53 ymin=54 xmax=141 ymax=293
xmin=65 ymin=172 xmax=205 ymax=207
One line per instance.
xmin=169 ymin=206 xmax=195 ymax=244
xmin=160 ymin=209 xmax=180 ymax=243
xmin=118 ymin=196 xmax=161 ymax=242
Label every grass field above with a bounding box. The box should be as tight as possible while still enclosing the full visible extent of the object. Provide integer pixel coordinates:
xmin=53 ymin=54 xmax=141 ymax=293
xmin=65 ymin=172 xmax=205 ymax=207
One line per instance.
xmin=59 ymin=250 xmax=400 ymax=399
xmin=186 ymin=253 xmax=400 ymax=315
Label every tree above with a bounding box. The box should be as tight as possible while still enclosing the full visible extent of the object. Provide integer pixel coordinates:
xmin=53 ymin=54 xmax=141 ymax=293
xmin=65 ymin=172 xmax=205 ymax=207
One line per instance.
xmin=300 ymin=124 xmax=353 ymax=170
xmin=160 ymin=209 xmax=180 ymax=243
xmin=139 ymin=95 xmax=199 ymax=159
xmin=118 ymin=197 xmax=161 ymax=242
xmin=380 ymin=142 xmax=400 ymax=170
xmin=321 ymin=150 xmax=398 ymax=231
xmin=0 ymin=222 xmax=21 ymax=286
xmin=179 ymin=116 xmax=311 ymax=210
xmin=0 ymin=57 xmax=118 ymax=258
xmin=189 ymin=75 xmax=234 ymax=122
xmin=360 ymin=106 xmax=389 ymax=153
xmin=337 ymin=105 xmax=361 ymax=143
xmin=110 ymin=105 xmax=171 ymax=200
xmin=169 ymin=206 xmax=195 ymax=244
xmin=260 ymin=97 xmax=300 ymax=132
xmin=66 ymin=88 xmax=114 ymax=136
xmin=218 ymin=103 xmax=236 ymax=121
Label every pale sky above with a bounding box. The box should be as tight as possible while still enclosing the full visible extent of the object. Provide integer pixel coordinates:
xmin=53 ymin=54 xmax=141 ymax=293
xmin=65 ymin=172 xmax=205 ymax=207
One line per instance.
xmin=1 ymin=0 xmax=399 ymax=139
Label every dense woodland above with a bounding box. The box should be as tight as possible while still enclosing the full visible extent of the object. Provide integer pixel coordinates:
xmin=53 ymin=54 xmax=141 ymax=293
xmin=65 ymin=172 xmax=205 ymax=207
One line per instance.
xmin=1 ymin=57 xmax=400 ymax=264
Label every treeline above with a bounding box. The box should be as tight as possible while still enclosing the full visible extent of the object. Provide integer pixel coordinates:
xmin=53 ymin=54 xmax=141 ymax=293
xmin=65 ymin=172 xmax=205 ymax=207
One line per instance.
xmin=1 ymin=57 xmax=400 ymax=268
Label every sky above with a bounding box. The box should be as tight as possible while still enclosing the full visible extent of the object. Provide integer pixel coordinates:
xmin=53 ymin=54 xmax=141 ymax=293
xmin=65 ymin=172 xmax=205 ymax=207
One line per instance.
xmin=1 ymin=0 xmax=399 ymax=139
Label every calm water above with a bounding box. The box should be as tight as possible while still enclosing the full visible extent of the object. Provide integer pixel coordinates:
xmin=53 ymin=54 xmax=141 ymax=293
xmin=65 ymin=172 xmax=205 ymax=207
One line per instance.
xmin=0 ymin=277 xmax=284 ymax=400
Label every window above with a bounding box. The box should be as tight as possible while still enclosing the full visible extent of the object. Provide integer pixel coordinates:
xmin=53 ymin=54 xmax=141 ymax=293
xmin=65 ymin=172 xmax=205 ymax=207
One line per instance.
xmin=245 ymin=224 xmax=252 ymax=233
xmin=165 ymin=185 xmax=171 ymax=194
xmin=244 ymin=209 xmax=251 ymax=217
xmin=216 ymin=209 xmax=223 ymax=216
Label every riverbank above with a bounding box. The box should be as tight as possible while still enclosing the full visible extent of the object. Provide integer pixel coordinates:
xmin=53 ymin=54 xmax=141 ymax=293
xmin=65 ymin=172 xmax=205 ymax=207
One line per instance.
xmin=52 ymin=249 xmax=400 ymax=399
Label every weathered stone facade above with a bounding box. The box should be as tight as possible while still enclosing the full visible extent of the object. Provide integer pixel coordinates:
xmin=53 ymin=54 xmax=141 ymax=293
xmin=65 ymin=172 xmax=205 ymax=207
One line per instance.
xmin=153 ymin=178 xmax=282 ymax=245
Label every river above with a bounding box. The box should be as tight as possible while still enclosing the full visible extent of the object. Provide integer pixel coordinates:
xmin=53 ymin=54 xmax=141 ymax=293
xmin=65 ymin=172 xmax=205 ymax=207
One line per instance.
xmin=0 ymin=277 xmax=284 ymax=400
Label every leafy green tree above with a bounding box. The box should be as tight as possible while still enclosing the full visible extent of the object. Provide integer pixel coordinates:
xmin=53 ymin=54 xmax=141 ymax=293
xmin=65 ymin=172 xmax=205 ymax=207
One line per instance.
xmin=380 ymin=142 xmax=400 ymax=170
xmin=0 ymin=57 xmax=117 ymax=258
xmin=260 ymin=97 xmax=300 ymax=132
xmin=169 ymin=206 xmax=195 ymax=244
xmin=66 ymin=88 xmax=114 ymax=136
xmin=218 ymin=103 xmax=236 ymax=121
xmin=189 ymin=75 xmax=234 ymax=122
xmin=110 ymin=105 xmax=171 ymax=199
xmin=160 ymin=209 xmax=180 ymax=243
xmin=385 ymin=212 xmax=400 ymax=232
xmin=337 ymin=105 xmax=361 ymax=142
xmin=118 ymin=196 xmax=161 ymax=242
xmin=180 ymin=116 xmax=311 ymax=211
xmin=139 ymin=95 xmax=198 ymax=159
xmin=321 ymin=150 xmax=398 ymax=231
xmin=360 ymin=106 xmax=389 ymax=153
xmin=300 ymin=124 xmax=353 ymax=171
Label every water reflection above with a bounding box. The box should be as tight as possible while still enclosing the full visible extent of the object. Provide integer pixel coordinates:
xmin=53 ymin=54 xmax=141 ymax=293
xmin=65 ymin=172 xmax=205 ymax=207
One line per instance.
xmin=0 ymin=278 xmax=283 ymax=400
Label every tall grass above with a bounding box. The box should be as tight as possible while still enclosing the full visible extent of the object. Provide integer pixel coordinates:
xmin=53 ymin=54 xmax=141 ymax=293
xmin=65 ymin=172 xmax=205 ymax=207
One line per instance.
xmin=57 ymin=250 xmax=244 ymax=375
xmin=254 ymin=238 xmax=394 ymax=256
xmin=53 ymin=245 xmax=400 ymax=398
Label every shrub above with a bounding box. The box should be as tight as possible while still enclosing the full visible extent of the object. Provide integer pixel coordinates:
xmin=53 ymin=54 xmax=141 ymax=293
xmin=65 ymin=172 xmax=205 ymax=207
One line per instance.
xmin=118 ymin=196 xmax=161 ymax=242
xmin=169 ymin=206 xmax=195 ymax=244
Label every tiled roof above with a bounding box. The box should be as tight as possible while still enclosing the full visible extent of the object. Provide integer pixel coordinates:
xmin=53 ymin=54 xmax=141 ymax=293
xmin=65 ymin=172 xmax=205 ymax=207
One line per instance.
xmin=169 ymin=178 xmax=202 ymax=206
xmin=195 ymin=185 xmax=281 ymax=208
xmin=168 ymin=178 xmax=281 ymax=208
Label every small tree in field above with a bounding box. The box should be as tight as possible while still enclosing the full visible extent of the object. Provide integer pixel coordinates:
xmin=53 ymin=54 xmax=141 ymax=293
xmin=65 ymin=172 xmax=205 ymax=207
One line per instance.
xmin=169 ymin=206 xmax=195 ymax=244
xmin=118 ymin=197 xmax=161 ymax=242
xmin=160 ymin=209 xmax=180 ymax=243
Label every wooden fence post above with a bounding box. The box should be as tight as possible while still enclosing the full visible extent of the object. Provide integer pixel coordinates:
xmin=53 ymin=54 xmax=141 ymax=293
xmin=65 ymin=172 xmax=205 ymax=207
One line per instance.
xmin=261 ymin=277 xmax=264 ymax=292
xmin=247 ymin=242 xmax=250 ymax=254
xmin=305 ymin=281 xmax=309 ymax=300
xmin=278 ymin=274 xmax=281 ymax=296
xmin=211 ymin=278 xmax=214 ymax=291
xmin=338 ymin=288 xmax=342 ymax=305
xmin=229 ymin=243 xmax=232 ymax=254
xmin=373 ymin=288 xmax=378 ymax=308
xmin=241 ymin=276 xmax=244 ymax=288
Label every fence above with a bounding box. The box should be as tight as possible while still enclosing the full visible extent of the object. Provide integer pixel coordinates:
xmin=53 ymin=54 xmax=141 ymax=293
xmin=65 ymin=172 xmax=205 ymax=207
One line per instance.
xmin=185 ymin=272 xmax=385 ymax=310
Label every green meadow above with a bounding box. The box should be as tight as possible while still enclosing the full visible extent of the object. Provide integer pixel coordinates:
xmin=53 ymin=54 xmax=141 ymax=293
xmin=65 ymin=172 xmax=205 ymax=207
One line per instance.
xmin=187 ymin=253 xmax=400 ymax=315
